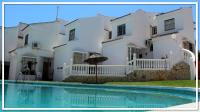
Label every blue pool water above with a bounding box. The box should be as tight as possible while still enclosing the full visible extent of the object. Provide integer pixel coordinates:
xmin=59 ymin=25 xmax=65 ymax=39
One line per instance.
xmin=0 ymin=81 xmax=197 ymax=111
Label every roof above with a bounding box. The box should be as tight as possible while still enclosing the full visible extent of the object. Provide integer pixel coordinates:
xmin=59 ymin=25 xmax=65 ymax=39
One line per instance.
xmin=156 ymin=8 xmax=182 ymax=16
xmin=20 ymin=20 xmax=58 ymax=31
xmin=64 ymin=19 xmax=79 ymax=26
xmin=9 ymin=48 xmax=18 ymax=53
xmin=22 ymin=20 xmax=57 ymax=26
xmin=0 ymin=26 xmax=17 ymax=29
xmin=53 ymin=43 xmax=67 ymax=49
xmin=102 ymin=37 xmax=123 ymax=44
xmin=110 ymin=13 xmax=131 ymax=22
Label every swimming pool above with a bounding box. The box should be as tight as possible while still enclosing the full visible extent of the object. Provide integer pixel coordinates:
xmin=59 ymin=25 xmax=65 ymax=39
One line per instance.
xmin=1 ymin=81 xmax=197 ymax=109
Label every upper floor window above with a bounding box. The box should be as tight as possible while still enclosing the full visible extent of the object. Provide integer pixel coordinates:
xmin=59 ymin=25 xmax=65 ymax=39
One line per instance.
xmin=151 ymin=26 xmax=157 ymax=35
xmin=164 ymin=18 xmax=175 ymax=31
xmin=69 ymin=29 xmax=75 ymax=41
xmin=24 ymin=34 xmax=29 ymax=45
xmin=117 ymin=24 xmax=126 ymax=36
xmin=109 ymin=31 xmax=112 ymax=39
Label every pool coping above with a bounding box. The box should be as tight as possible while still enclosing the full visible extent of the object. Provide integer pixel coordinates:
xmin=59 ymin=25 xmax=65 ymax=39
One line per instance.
xmin=2 ymin=80 xmax=199 ymax=92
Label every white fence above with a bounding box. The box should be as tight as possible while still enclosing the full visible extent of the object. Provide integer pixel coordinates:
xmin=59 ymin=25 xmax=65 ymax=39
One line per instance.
xmin=127 ymin=54 xmax=170 ymax=73
xmin=182 ymin=48 xmax=196 ymax=80
xmin=128 ymin=59 xmax=170 ymax=71
xmin=63 ymin=64 xmax=127 ymax=77
xmin=63 ymin=54 xmax=170 ymax=77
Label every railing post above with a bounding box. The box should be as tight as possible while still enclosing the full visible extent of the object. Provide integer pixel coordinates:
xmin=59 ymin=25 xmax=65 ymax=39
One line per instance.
xmin=133 ymin=53 xmax=136 ymax=70
xmin=169 ymin=51 xmax=173 ymax=69
xmin=126 ymin=57 xmax=129 ymax=74
xmin=70 ymin=58 xmax=73 ymax=75
xmin=63 ymin=63 xmax=66 ymax=78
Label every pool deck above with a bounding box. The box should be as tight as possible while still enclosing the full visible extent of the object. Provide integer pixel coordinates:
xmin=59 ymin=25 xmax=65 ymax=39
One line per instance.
xmin=3 ymin=80 xmax=199 ymax=91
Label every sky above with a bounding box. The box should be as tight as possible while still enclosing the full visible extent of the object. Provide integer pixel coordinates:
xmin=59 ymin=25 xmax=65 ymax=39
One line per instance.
xmin=3 ymin=4 xmax=196 ymax=27
xmin=0 ymin=1 xmax=198 ymax=48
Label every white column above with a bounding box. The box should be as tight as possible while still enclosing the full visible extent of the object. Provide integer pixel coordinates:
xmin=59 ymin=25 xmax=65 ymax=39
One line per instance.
xmin=169 ymin=51 xmax=173 ymax=69
xmin=133 ymin=53 xmax=136 ymax=70
xmin=126 ymin=57 xmax=129 ymax=74
xmin=69 ymin=58 xmax=73 ymax=75
xmin=189 ymin=57 xmax=195 ymax=80
xmin=62 ymin=63 xmax=67 ymax=78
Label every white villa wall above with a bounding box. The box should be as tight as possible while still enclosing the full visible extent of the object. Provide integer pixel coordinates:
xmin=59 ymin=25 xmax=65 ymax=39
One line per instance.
xmin=102 ymin=10 xmax=155 ymax=65
xmin=21 ymin=21 xmax=66 ymax=51
xmin=111 ymin=10 xmax=154 ymax=48
xmin=64 ymin=15 xmax=111 ymax=53
xmin=2 ymin=7 xmax=194 ymax=81
xmin=8 ymin=20 xmax=67 ymax=80
xmin=155 ymin=8 xmax=194 ymax=42
xmin=152 ymin=7 xmax=194 ymax=65
xmin=53 ymin=15 xmax=112 ymax=81
xmin=152 ymin=34 xmax=183 ymax=65
xmin=102 ymin=39 xmax=128 ymax=65
xmin=0 ymin=27 xmax=18 ymax=62
xmin=54 ymin=45 xmax=72 ymax=81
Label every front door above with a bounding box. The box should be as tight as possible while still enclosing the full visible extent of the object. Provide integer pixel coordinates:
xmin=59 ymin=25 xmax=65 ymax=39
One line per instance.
xmin=42 ymin=61 xmax=51 ymax=81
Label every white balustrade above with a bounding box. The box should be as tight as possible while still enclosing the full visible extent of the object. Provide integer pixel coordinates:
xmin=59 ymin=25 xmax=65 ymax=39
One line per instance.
xmin=63 ymin=54 xmax=170 ymax=77
xmin=128 ymin=58 xmax=169 ymax=71
xmin=182 ymin=48 xmax=196 ymax=80
xmin=64 ymin=64 xmax=127 ymax=77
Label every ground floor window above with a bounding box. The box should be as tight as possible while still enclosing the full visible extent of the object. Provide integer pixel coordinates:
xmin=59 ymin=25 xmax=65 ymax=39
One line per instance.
xmin=73 ymin=52 xmax=87 ymax=64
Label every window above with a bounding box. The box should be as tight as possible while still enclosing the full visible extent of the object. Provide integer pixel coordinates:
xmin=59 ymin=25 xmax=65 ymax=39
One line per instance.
xmin=164 ymin=18 xmax=175 ymax=31
xmin=150 ymin=44 xmax=153 ymax=51
xmin=151 ymin=26 xmax=157 ymax=35
xmin=24 ymin=34 xmax=29 ymax=45
xmin=139 ymin=54 xmax=143 ymax=58
xmin=73 ymin=52 xmax=87 ymax=64
xmin=109 ymin=31 xmax=112 ymax=39
xmin=117 ymin=24 xmax=126 ymax=36
xmin=69 ymin=29 xmax=75 ymax=41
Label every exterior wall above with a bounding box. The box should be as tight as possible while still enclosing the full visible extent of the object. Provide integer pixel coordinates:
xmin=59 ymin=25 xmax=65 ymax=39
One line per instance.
xmin=102 ymin=39 xmax=128 ymax=65
xmin=155 ymin=8 xmax=194 ymax=43
xmin=8 ymin=19 xmax=67 ymax=80
xmin=64 ymin=15 xmax=111 ymax=53
xmin=2 ymin=8 xmax=194 ymax=81
xmin=111 ymin=10 xmax=155 ymax=48
xmin=53 ymin=15 xmax=112 ymax=81
xmin=53 ymin=45 xmax=72 ymax=81
xmin=21 ymin=21 xmax=66 ymax=51
xmin=0 ymin=27 xmax=18 ymax=62
xmin=9 ymin=47 xmax=54 ymax=80
xmin=152 ymin=8 xmax=195 ymax=65
xmin=102 ymin=10 xmax=156 ymax=65
xmin=152 ymin=33 xmax=183 ymax=65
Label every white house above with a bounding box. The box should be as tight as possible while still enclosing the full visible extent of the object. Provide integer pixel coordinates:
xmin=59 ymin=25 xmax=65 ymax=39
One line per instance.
xmin=102 ymin=9 xmax=155 ymax=65
xmin=151 ymin=8 xmax=195 ymax=65
xmin=53 ymin=14 xmax=113 ymax=81
xmin=1 ymin=7 xmax=195 ymax=81
xmin=3 ymin=19 xmax=67 ymax=80
xmin=0 ymin=27 xmax=18 ymax=79
xmin=102 ymin=8 xmax=195 ymax=66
